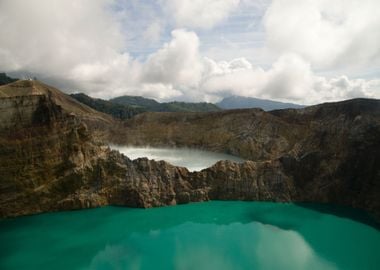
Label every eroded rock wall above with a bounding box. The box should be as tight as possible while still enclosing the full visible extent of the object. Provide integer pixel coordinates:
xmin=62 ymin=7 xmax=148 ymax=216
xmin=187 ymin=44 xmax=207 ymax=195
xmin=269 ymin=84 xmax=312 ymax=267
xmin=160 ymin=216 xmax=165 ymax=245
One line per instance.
xmin=0 ymin=91 xmax=297 ymax=217
xmin=0 ymin=85 xmax=379 ymax=223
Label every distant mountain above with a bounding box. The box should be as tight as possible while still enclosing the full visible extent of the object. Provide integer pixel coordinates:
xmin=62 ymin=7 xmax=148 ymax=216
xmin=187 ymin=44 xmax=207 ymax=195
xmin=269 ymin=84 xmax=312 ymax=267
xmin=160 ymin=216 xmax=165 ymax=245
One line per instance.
xmin=163 ymin=101 xmax=221 ymax=112
xmin=1 ymin=80 xmax=380 ymax=224
xmin=70 ymin=93 xmax=144 ymax=120
xmin=0 ymin=73 xmax=18 ymax=86
xmin=217 ymin=95 xmax=304 ymax=111
xmin=110 ymin=95 xmax=221 ymax=112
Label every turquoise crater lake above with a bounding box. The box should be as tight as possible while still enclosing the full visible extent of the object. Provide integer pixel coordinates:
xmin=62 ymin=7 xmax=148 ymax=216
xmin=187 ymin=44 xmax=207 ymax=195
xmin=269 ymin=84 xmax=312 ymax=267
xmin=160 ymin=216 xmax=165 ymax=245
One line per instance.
xmin=1 ymin=201 xmax=379 ymax=270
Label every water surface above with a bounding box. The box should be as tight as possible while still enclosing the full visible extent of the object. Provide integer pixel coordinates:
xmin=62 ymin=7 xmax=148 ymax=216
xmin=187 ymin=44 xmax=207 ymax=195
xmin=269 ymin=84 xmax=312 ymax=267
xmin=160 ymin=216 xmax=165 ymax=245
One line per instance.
xmin=112 ymin=146 xmax=244 ymax=171
xmin=1 ymin=201 xmax=379 ymax=270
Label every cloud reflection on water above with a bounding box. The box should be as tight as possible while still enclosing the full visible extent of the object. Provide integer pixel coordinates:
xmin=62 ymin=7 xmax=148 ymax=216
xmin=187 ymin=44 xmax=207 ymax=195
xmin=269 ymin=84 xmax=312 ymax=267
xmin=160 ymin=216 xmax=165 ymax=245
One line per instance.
xmin=87 ymin=221 xmax=337 ymax=270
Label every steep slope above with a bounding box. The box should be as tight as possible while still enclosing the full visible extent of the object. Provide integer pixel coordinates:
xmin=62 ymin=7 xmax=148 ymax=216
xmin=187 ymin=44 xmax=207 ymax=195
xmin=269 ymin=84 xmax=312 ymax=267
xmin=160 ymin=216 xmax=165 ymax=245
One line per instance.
xmin=217 ymin=95 xmax=304 ymax=111
xmin=0 ymin=80 xmax=109 ymax=216
xmin=112 ymin=98 xmax=380 ymax=220
xmin=111 ymin=108 xmax=301 ymax=160
xmin=70 ymin=93 xmax=144 ymax=120
xmin=0 ymin=80 xmax=116 ymax=138
xmin=0 ymin=80 xmax=293 ymax=217
xmin=0 ymin=81 xmax=379 ymax=223
xmin=110 ymin=95 xmax=221 ymax=112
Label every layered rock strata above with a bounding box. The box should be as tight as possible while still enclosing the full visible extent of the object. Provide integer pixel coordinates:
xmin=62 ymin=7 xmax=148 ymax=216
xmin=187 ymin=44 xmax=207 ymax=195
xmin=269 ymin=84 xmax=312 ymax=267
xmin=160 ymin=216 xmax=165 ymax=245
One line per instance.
xmin=0 ymin=80 xmax=379 ymax=223
xmin=114 ymin=99 xmax=380 ymax=220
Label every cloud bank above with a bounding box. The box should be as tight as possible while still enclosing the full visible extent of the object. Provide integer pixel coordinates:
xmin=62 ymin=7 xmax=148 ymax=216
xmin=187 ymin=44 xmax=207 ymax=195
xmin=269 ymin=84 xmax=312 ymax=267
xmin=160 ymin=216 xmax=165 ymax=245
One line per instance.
xmin=202 ymin=54 xmax=379 ymax=103
xmin=0 ymin=0 xmax=378 ymax=104
xmin=264 ymin=0 xmax=380 ymax=69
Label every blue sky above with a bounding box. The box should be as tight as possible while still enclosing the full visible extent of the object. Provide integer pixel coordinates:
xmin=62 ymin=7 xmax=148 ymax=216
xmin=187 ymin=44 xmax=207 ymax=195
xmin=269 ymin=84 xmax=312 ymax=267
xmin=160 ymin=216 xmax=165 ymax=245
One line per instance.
xmin=117 ymin=0 xmax=270 ymax=64
xmin=0 ymin=0 xmax=379 ymax=104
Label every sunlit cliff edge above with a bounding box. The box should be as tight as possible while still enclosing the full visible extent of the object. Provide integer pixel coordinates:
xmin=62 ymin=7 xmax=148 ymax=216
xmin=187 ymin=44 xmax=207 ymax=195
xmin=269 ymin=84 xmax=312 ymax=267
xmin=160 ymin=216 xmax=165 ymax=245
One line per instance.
xmin=0 ymin=80 xmax=379 ymax=223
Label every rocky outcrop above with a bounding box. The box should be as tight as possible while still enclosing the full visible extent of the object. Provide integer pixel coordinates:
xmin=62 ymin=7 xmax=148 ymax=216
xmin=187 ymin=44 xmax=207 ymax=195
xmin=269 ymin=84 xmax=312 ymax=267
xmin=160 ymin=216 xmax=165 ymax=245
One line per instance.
xmin=0 ymin=80 xmax=117 ymax=139
xmin=0 ymin=84 xmax=108 ymax=216
xmin=111 ymin=98 xmax=380 ymax=220
xmin=104 ymin=158 xmax=296 ymax=209
xmin=0 ymin=84 xmax=297 ymax=217
xmin=0 ymin=80 xmax=379 ymax=223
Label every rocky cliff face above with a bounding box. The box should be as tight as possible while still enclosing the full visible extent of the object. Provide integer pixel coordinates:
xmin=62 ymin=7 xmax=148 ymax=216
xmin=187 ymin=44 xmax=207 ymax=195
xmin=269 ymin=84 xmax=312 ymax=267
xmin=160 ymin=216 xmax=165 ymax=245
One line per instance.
xmin=0 ymin=82 xmax=297 ymax=218
xmin=0 ymin=82 xmax=108 ymax=216
xmin=0 ymin=80 xmax=379 ymax=223
xmin=112 ymin=98 xmax=380 ymax=220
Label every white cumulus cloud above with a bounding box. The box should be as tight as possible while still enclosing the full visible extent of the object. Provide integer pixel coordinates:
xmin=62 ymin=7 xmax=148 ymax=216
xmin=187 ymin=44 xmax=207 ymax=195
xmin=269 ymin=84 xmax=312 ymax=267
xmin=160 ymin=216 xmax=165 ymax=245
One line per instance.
xmin=0 ymin=0 xmax=378 ymax=104
xmin=264 ymin=0 xmax=380 ymax=70
xmin=200 ymin=54 xmax=379 ymax=104
xmin=142 ymin=29 xmax=203 ymax=87
xmin=0 ymin=0 xmax=124 ymax=77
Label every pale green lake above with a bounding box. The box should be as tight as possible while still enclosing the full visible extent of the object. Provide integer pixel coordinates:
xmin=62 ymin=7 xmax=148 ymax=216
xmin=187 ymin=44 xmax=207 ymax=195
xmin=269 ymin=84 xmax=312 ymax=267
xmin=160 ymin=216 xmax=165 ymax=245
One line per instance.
xmin=0 ymin=201 xmax=379 ymax=270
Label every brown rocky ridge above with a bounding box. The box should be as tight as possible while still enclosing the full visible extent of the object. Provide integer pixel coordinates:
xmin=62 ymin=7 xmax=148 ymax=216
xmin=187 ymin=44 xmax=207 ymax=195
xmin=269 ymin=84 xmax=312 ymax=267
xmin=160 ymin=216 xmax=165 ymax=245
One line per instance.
xmin=0 ymin=80 xmax=379 ymax=222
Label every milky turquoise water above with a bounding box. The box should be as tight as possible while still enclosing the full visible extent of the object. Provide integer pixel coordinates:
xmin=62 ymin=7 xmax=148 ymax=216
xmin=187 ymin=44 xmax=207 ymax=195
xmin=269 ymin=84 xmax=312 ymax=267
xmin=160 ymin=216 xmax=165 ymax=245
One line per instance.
xmin=111 ymin=146 xmax=244 ymax=171
xmin=1 ymin=201 xmax=379 ymax=270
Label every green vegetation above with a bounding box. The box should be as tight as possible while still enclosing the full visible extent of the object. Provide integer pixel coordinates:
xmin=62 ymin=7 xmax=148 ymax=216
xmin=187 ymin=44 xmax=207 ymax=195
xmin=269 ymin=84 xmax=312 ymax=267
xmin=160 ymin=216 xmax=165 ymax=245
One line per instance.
xmin=71 ymin=94 xmax=221 ymax=120
xmin=110 ymin=95 xmax=221 ymax=112
xmin=1 ymin=74 xmax=220 ymax=116
xmin=0 ymin=73 xmax=18 ymax=85
xmin=70 ymin=93 xmax=144 ymax=120
xmin=110 ymin=96 xmax=161 ymax=110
